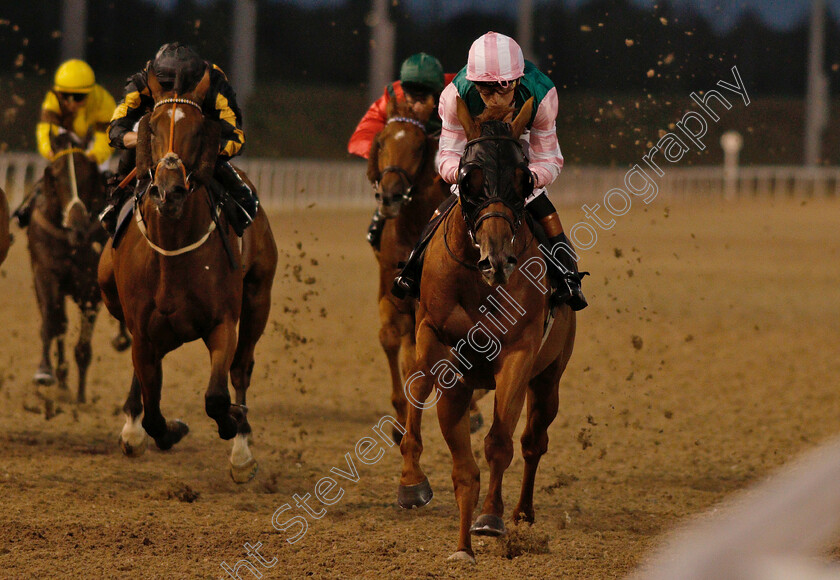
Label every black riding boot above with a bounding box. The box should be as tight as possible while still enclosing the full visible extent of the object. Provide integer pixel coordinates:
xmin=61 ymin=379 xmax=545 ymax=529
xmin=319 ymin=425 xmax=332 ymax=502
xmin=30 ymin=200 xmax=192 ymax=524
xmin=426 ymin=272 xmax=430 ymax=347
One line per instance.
xmin=392 ymin=194 xmax=458 ymax=299
xmin=214 ymin=160 xmax=258 ymax=237
xmin=99 ymin=174 xmax=136 ymax=237
xmin=11 ymin=182 xmax=42 ymax=228
xmin=544 ymin=233 xmax=588 ymax=311
xmin=367 ymin=208 xmax=386 ymax=250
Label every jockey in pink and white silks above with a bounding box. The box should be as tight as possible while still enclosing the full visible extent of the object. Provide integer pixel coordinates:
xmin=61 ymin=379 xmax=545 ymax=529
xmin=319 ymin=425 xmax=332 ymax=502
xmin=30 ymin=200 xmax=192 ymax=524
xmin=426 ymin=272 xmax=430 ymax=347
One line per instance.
xmin=393 ymin=32 xmax=587 ymax=311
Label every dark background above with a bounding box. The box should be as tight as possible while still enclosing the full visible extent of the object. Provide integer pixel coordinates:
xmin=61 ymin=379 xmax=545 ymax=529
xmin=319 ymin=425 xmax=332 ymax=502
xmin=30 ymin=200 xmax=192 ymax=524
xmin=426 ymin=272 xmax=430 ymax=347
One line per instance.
xmin=1 ymin=0 xmax=839 ymax=164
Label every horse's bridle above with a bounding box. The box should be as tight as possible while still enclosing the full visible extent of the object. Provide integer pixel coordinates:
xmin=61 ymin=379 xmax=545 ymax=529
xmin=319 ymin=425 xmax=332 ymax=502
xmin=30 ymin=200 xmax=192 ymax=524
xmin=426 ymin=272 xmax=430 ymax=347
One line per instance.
xmin=374 ymin=116 xmax=427 ymax=205
xmin=152 ymin=96 xmax=202 ymax=191
xmin=458 ymin=134 xmax=531 ymax=246
xmin=135 ymin=95 xmax=218 ymax=257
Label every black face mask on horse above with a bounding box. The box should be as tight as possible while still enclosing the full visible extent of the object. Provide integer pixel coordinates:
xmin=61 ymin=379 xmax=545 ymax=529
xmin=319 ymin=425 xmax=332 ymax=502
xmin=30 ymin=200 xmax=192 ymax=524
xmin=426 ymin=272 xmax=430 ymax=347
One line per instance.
xmin=457 ymin=119 xmax=534 ymax=246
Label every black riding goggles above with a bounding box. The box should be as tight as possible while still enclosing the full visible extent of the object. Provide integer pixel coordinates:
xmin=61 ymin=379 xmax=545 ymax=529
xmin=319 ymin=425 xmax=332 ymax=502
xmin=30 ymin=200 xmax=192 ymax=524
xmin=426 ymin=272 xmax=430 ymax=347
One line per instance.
xmin=60 ymin=92 xmax=88 ymax=103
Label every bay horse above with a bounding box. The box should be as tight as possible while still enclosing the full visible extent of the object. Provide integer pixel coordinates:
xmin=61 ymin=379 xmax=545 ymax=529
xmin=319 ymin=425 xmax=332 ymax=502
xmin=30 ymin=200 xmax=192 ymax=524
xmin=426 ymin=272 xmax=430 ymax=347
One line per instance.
xmin=25 ymin=131 xmax=130 ymax=403
xmin=396 ymin=98 xmax=577 ymax=563
xmin=97 ymin=69 xmax=277 ymax=483
xmin=0 ymin=186 xmax=8 ymax=265
xmin=366 ymin=99 xmax=448 ymax=441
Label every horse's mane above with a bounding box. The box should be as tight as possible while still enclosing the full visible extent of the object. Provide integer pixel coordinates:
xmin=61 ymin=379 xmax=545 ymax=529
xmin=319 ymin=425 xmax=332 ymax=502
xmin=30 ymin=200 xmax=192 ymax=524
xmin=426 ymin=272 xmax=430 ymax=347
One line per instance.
xmin=476 ymin=104 xmax=515 ymax=124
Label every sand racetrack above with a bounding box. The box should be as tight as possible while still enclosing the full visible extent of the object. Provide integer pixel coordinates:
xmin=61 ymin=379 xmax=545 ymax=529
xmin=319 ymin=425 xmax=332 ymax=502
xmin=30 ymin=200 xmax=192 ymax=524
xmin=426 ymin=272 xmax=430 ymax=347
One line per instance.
xmin=0 ymin=197 xmax=838 ymax=579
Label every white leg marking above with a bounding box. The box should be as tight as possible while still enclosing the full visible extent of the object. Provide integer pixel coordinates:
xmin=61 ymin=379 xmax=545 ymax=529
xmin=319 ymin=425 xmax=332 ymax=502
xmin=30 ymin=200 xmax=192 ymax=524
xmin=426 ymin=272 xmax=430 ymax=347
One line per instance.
xmin=121 ymin=414 xmax=147 ymax=448
xmin=230 ymin=433 xmax=253 ymax=468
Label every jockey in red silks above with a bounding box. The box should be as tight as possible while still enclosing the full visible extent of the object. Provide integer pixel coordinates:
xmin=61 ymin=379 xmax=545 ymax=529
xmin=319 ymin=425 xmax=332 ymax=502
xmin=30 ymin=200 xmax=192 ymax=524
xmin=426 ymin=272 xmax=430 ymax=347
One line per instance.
xmin=348 ymin=53 xmax=455 ymax=249
xmin=393 ymin=32 xmax=587 ymax=311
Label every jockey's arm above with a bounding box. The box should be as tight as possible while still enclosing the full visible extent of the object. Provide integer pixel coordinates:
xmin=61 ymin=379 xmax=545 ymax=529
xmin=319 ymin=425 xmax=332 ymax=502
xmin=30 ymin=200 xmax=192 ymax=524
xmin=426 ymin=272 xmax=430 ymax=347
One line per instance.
xmin=109 ymin=72 xmax=152 ymax=151
xmin=436 ymin=83 xmax=467 ymax=184
xmin=526 ymin=87 xmax=563 ymax=189
xmin=35 ymin=92 xmax=63 ymax=161
xmin=209 ymin=65 xmax=245 ymax=159
xmin=347 ymin=92 xmax=390 ymax=159
xmin=87 ymin=87 xmax=117 ymax=165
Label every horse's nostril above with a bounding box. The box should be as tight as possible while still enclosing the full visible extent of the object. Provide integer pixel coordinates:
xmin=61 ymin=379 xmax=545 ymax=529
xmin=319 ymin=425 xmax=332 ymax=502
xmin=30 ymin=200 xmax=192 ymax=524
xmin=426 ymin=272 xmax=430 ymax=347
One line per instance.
xmin=507 ymin=255 xmax=518 ymax=266
xmin=478 ymin=258 xmax=492 ymax=273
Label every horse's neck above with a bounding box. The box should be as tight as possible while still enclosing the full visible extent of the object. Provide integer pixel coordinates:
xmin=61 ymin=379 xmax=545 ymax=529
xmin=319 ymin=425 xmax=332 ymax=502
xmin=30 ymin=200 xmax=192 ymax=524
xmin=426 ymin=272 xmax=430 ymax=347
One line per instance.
xmin=396 ymin=140 xmax=447 ymax=238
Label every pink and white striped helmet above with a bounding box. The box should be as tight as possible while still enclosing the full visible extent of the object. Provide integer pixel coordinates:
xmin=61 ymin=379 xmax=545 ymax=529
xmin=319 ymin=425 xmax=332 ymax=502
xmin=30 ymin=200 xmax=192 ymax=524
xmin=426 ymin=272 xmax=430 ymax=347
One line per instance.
xmin=466 ymin=32 xmax=525 ymax=83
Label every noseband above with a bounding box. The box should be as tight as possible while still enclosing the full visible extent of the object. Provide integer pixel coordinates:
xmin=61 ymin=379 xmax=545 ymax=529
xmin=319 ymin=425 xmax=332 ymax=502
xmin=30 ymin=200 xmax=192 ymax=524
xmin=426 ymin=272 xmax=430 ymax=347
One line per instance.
xmin=375 ymin=116 xmax=427 ymax=205
xmin=152 ymin=96 xmax=202 ymax=190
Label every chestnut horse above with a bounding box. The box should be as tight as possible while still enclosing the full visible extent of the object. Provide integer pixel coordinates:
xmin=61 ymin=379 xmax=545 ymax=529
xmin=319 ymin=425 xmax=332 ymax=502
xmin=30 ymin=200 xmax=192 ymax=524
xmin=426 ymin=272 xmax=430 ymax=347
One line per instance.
xmin=396 ymin=98 xmax=577 ymax=563
xmin=26 ymin=132 xmax=130 ymax=403
xmin=367 ymin=99 xmax=448 ymax=440
xmin=0 ymin=186 xmax=8 ymax=265
xmin=97 ymin=69 xmax=278 ymax=482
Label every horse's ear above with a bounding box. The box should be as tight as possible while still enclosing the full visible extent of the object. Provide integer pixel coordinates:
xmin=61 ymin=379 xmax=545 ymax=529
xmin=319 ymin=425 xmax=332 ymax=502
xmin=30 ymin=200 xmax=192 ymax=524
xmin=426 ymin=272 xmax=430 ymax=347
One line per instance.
xmin=510 ymin=97 xmax=534 ymax=140
xmin=147 ymin=70 xmax=164 ymax=101
xmin=456 ymin=97 xmax=479 ymax=141
xmin=366 ymin=138 xmax=380 ymax=183
xmin=192 ymin=67 xmax=211 ymax=101
xmin=385 ymin=96 xmax=396 ymax=119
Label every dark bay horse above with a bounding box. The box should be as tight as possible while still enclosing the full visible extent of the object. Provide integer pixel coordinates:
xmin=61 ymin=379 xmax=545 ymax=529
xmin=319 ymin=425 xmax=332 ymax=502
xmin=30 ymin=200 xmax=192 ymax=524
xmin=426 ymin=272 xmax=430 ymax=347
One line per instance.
xmin=25 ymin=132 xmax=130 ymax=403
xmin=0 ymin=186 xmax=8 ymax=265
xmin=396 ymin=98 xmax=577 ymax=563
xmin=97 ymin=69 xmax=278 ymax=483
xmin=367 ymin=99 xmax=448 ymax=440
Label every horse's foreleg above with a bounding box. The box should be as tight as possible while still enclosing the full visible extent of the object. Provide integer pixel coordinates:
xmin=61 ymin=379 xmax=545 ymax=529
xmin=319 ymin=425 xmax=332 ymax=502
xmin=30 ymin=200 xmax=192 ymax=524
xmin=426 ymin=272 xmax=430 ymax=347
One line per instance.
xmin=397 ymin=321 xmax=447 ymax=509
xmin=119 ymin=374 xmax=148 ymax=456
xmin=437 ymin=384 xmax=480 ymax=563
xmin=74 ymin=305 xmax=98 ymax=403
xmin=32 ymin=268 xmax=62 ymax=386
xmin=474 ymin=349 xmax=535 ymax=537
xmin=133 ymin=339 xmax=188 ymax=451
xmin=204 ymin=321 xmax=238 ymax=441
xmin=378 ymin=297 xmax=412 ymax=439
xmin=228 ymin=280 xmax=271 ymax=484
xmin=513 ymin=358 xmax=563 ymax=525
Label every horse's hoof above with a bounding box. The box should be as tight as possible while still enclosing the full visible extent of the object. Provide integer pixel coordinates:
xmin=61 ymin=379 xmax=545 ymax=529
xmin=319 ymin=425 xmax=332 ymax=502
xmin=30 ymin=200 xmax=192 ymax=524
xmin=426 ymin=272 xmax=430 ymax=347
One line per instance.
xmin=470 ymin=513 xmax=506 ymax=536
xmin=120 ymin=433 xmax=149 ymax=457
xmin=447 ymin=551 xmax=476 ymax=564
xmin=398 ymin=478 xmax=433 ymax=509
xmin=111 ymin=334 xmax=132 ymax=352
xmin=155 ymin=419 xmax=189 ymax=451
xmin=230 ymin=458 xmax=259 ymax=484
xmin=33 ymin=370 xmax=55 ymax=386
xmin=391 ymin=426 xmax=404 ymax=445
xmin=469 ymin=411 xmax=484 ymax=433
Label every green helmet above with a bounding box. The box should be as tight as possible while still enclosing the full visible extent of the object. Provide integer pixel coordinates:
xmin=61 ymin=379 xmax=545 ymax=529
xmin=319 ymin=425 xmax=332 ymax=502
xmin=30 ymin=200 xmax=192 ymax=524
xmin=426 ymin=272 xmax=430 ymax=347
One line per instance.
xmin=399 ymin=53 xmax=444 ymax=94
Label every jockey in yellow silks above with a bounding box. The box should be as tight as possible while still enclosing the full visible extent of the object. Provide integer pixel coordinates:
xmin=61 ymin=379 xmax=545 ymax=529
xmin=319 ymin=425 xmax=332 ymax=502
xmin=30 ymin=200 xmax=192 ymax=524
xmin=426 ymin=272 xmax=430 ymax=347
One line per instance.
xmin=12 ymin=59 xmax=116 ymax=227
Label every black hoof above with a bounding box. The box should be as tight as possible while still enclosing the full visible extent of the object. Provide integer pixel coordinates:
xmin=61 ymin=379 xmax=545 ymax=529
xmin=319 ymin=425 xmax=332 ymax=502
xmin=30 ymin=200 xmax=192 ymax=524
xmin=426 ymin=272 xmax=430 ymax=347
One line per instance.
xmin=111 ymin=334 xmax=132 ymax=352
xmin=398 ymin=478 xmax=433 ymax=509
xmin=391 ymin=426 xmax=404 ymax=445
xmin=469 ymin=411 xmax=484 ymax=433
xmin=155 ymin=419 xmax=189 ymax=451
xmin=470 ymin=514 xmax=506 ymax=536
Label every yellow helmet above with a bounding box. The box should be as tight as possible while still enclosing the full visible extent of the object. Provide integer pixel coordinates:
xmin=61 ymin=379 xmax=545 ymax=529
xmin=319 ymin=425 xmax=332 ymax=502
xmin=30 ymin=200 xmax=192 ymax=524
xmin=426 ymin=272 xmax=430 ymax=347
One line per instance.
xmin=53 ymin=59 xmax=95 ymax=94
